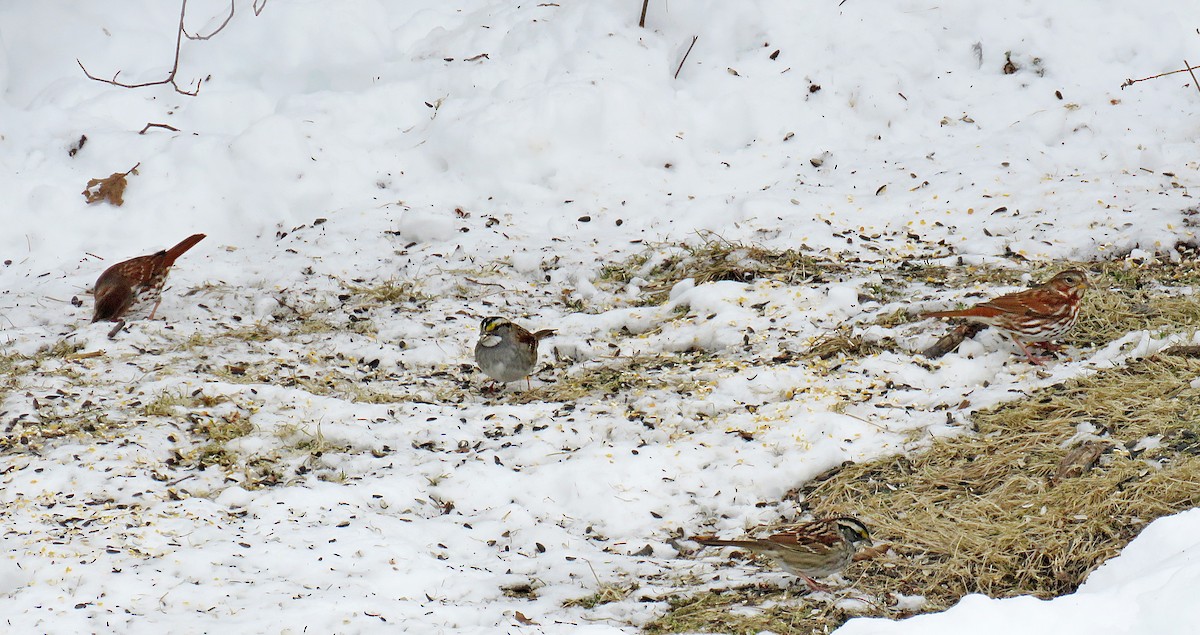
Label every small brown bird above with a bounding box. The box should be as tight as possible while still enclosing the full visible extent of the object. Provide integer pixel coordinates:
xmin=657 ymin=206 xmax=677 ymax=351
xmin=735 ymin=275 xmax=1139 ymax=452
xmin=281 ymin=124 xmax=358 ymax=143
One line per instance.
xmin=692 ymin=517 xmax=872 ymax=591
xmin=923 ymin=269 xmax=1089 ymax=365
xmin=92 ymin=233 xmax=206 ymax=324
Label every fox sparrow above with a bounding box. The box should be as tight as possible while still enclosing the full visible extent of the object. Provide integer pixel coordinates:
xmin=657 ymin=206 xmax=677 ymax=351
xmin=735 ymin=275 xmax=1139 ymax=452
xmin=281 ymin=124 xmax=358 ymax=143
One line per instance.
xmin=92 ymin=233 xmax=206 ymax=324
xmin=923 ymin=269 xmax=1089 ymax=365
xmin=692 ymin=517 xmax=872 ymax=591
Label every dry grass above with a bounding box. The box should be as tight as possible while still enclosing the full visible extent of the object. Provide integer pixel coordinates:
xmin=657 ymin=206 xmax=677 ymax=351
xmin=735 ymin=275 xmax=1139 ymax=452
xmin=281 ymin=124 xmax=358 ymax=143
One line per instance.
xmin=1070 ymin=281 xmax=1200 ymax=348
xmin=805 ymin=355 xmax=1200 ymax=606
xmin=650 ymin=354 xmax=1200 ymax=633
xmin=343 ymin=278 xmax=430 ymax=306
xmin=504 ymin=353 xmax=723 ymax=405
xmin=144 ymin=389 xmax=230 ymax=416
xmin=805 ymin=327 xmax=896 ymax=360
xmin=0 ymin=350 xmax=23 ymax=409
xmin=646 ymin=260 xmax=1200 ymax=633
xmin=564 ymin=582 xmax=640 ymax=610
xmin=645 ymin=584 xmax=855 ymax=635
xmin=598 ymin=233 xmax=845 ymax=305
xmin=192 ymin=412 xmax=254 ymax=444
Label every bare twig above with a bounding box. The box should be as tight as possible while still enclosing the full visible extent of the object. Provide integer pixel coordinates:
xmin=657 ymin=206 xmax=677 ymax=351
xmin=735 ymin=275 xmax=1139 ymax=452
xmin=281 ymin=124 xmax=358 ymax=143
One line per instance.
xmin=1186 ymin=59 xmax=1200 ymax=98
xmin=66 ymin=350 xmax=105 ymax=361
xmin=1121 ymin=63 xmax=1200 ymax=89
xmin=923 ymin=322 xmax=986 ymax=359
xmin=183 ymin=0 xmax=234 ymax=40
xmin=77 ymin=0 xmax=262 ymax=96
xmin=165 ymin=473 xmax=197 ymax=487
xmin=77 ymin=0 xmax=199 ymax=95
xmin=639 ymin=0 xmax=650 ymax=28
xmin=464 ymin=277 xmax=506 ymax=288
xmin=674 ymin=36 xmax=699 ymax=80
xmin=139 ymin=123 xmax=181 ymax=135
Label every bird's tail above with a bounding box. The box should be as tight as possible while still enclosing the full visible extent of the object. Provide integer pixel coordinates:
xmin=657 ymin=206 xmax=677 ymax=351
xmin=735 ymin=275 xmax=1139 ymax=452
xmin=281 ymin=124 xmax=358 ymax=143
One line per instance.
xmin=923 ymin=306 xmax=1001 ymax=320
xmin=163 ymin=233 xmax=206 ymax=267
xmin=691 ymin=536 xmax=757 ymax=548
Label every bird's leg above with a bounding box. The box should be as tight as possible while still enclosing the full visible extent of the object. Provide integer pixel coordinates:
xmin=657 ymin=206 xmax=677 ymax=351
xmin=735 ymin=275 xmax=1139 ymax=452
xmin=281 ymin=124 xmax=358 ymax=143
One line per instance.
xmin=1030 ymin=341 xmax=1064 ymax=352
xmin=801 ymin=575 xmax=832 ymax=593
xmin=1011 ymin=335 xmax=1047 ymax=365
xmin=148 ymin=296 xmax=163 ymax=320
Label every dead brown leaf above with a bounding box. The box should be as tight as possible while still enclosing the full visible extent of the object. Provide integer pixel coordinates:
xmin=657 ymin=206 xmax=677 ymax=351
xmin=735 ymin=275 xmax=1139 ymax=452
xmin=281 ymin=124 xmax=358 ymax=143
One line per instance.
xmin=1051 ymin=440 xmax=1113 ymax=485
xmin=83 ymin=162 xmax=139 ymax=206
xmin=852 ymin=542 xmax=893 ymax=562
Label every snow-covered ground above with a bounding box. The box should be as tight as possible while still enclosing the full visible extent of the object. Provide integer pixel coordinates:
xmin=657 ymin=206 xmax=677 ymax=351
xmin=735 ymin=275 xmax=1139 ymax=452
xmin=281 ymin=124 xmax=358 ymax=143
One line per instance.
xmin=1 ymin=1 xmax=1198 ymax=632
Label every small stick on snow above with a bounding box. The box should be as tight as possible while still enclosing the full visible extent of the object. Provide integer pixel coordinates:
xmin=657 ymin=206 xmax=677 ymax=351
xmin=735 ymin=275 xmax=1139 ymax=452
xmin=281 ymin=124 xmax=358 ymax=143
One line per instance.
xmin=66 ymin=350 xmax=105 ymax=361
xmin=165 ymin=474 xmax=197 ymax=487
xmin=675 ymin=36 xmax=699 ymax=80
xmin=139 ymin=123 xmax=181 ymax=135
xmin=639 ymin=0 xmax=650 ymax=28
xmin=464 ymin=277 xmax=506 ymax=288
xmin=1121 ymin=63 xmax=1200 ymax=89
xmin=1186 ymin=59 xmax=1200 ymax=98
xmin=923 ymin=322 xmax=986 ymax=359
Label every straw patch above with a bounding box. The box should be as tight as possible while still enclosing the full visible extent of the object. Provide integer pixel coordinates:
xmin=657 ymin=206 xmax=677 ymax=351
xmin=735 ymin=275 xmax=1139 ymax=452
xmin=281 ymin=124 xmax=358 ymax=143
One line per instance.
xmin=650 ymin=354 xmax=1200 ymax=633
xmin=596 ymin=233 xmax=846 ymax=306
xmin=503 ymin=352 xmax=724 ymax=406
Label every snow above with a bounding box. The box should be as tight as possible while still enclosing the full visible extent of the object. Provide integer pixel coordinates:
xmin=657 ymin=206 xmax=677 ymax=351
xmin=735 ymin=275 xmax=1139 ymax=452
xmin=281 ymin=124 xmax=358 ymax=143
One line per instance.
xmin=0 ymin=0 xmax=1198 ymax=633
xmin=839 ymin=509 xmax=1200 ymax=635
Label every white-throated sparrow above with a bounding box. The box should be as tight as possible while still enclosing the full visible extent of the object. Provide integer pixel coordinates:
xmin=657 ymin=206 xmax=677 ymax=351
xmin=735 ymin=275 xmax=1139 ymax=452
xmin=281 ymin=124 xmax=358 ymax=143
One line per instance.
xmin=692 ymin=516 xmax=871 ymax=590
xmin=474 ymin=316 xmax=556 ymax=390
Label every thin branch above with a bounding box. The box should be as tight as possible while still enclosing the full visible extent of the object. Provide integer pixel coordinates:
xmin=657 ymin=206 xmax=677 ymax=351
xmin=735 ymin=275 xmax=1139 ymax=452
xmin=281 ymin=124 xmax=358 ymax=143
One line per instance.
xmin=1186 ymin=59 xmax=1200 ymax=98
xmin=674 ymin=36 xmax=699 ymax=80
xmin=464 ymin=277 xmax=506 ymax=288
xmin=639 ymin=0 xmax=650 ymax=28
xmin=1121 ymin=63 xmax=1200 ymax=89
xmin=77 ymin=0 xmax=200 ymax=96
xmin=77 ymin=0 xmax=259 ymax=97
xmin=66 ymin=350 xmax=105 ymax=361
xmin=183 ymin=0 xmax=234 ymax=40
xmin=164 ymin=473 xmax=197 ymax=487
xmin=139 ymin=123 xmax=181 ymax=135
